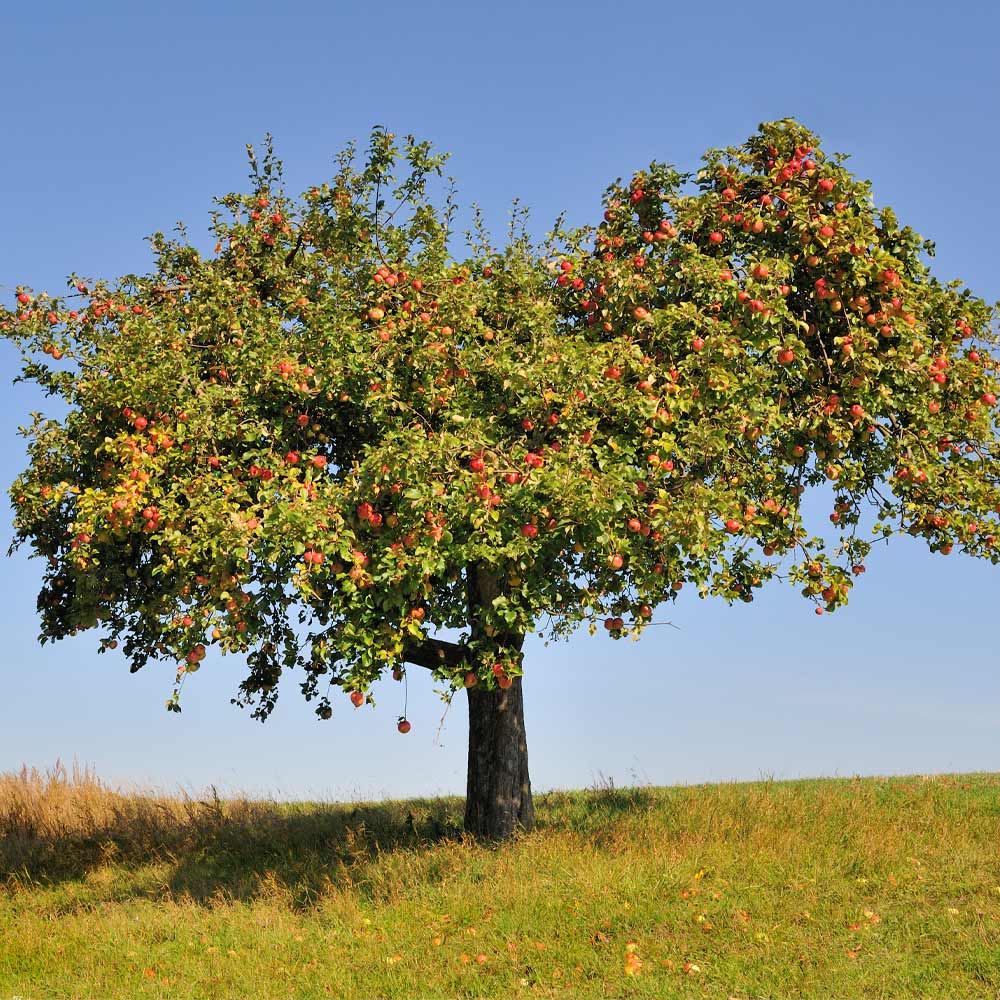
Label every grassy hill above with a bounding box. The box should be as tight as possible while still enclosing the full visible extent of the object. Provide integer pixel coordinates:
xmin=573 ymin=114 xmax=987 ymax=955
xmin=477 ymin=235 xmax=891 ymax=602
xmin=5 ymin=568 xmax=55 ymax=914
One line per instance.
xmin=2 ymin=765 xmax=999 ymax=999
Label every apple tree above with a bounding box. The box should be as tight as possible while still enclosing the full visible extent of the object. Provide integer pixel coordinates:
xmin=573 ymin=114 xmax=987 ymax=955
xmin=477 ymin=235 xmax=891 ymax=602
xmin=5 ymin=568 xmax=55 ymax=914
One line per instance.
xmin=2 ymin=120 xmax=998 ymax=839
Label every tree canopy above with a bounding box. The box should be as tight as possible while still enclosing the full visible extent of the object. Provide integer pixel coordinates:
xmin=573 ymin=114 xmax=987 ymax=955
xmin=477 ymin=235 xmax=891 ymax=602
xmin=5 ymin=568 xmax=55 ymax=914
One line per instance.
xmin=3 ymin=119 xmax=998 ymax=727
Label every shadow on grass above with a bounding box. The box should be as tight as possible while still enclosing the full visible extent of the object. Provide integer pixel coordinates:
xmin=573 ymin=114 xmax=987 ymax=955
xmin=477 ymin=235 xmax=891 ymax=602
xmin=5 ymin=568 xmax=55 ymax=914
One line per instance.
xmin=1 ymin=766 xmax=664 ymax=908
xmin=533 ymin=778 xmax=656 ymax=845
xmin=2 ymin=777 xmax=466 ymax=908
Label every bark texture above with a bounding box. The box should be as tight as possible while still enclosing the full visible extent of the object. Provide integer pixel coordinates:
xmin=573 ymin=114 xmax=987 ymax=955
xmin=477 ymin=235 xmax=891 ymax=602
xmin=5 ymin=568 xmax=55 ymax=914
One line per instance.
xmin=402 ymin=563 xmax=535 ymax=840
xmin=464 ymin=675 xmax=534 ymax=839
xmin=463 ymin=562 xmax=534 ymax=839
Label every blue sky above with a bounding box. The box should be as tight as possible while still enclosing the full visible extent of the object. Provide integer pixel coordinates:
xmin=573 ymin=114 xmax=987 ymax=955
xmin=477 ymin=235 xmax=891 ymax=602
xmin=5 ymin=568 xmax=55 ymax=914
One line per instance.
xmin=1 ymin=1 xmax=998 ymax=800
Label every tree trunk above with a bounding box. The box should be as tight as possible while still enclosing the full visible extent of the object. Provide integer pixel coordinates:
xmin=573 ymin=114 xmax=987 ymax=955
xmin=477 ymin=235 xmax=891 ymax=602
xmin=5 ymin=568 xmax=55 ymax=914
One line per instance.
xmin=464 ymin=674 xmax=534 ymax=839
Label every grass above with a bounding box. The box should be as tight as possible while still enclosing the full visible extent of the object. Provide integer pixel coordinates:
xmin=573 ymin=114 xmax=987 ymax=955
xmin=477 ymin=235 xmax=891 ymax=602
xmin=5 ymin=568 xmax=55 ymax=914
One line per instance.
xmin=2 ymin=764 xmax=1000 ymax=998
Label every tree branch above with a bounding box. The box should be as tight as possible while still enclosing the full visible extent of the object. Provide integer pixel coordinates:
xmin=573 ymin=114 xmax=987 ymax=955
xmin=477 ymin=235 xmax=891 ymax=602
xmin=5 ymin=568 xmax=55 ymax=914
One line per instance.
xmin=402 ymin=636 xmax=470 ymax=671
xmin=284 ymin=233 xmax=304 ymax=268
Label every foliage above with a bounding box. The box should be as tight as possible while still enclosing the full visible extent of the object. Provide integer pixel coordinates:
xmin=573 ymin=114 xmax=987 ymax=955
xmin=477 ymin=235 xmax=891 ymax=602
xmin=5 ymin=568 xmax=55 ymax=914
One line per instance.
xmin=2 ymin=120 xmax=997 ymax=720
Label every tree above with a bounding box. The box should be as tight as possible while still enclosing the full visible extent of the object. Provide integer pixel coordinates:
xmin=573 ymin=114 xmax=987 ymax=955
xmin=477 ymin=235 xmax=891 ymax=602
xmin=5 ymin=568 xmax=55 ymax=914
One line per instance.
xmin=2 ymin=120 xmax=998 ymax=840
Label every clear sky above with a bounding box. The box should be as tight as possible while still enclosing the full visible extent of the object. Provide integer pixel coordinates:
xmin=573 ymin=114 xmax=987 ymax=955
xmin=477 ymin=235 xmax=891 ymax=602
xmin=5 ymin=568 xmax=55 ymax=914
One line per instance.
xmin=1 ymin=1 xmax=998 ymax=801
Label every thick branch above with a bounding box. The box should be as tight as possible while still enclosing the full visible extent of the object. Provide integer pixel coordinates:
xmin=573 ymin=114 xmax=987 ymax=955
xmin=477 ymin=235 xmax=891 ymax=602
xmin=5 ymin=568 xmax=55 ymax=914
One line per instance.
xmin=402 ymin=636 xmax=470 ymax=671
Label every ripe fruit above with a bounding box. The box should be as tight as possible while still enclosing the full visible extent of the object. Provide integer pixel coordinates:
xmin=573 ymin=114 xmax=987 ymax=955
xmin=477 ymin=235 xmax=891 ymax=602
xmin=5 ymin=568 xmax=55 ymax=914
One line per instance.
xmin=16 ymin=292 xmax=30 ymax=304
xmin=312 ymin=455 xmax=327 ymax=468
xmin=521 ymin=523 xmax=538 ymax=539
xmin=604 ymin=365 xmax=622 ymax=380
xmin=725 ymin=519 xmax=741 ymax=533
xmin=981 ymin=393 xmax=997 ymax=406
xmin=397 ymin=719 xmax=411 ymax=734
xmin=691 ymin=337 xmax=705 ymax=352
xmin=350 ymin=691 xmax=364 ymax=708
xmin=464 ymin=671 xmax=478 ymax=688
xmin=818 ymin=178 xmax=835 ymax=193
xmin=469 ymin=456 xmax=485 ymax=472
xmin=752 ymin=264 xmax=769 ymax=279
xmin=777 ymin=349 xmax=795 ymax=365
xmin=609 ymin=553 xmax=624 ymax=569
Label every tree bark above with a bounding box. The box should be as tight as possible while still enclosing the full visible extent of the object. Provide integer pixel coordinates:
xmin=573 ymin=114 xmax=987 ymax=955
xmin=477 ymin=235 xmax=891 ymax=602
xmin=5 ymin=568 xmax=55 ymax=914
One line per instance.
xmin=401 ymin=564 xmax=536 ymax=840
xmin=464 ymin=674 xmax=534 ymax=839
xmin=462 ymin=562 xmax=534 ymax=839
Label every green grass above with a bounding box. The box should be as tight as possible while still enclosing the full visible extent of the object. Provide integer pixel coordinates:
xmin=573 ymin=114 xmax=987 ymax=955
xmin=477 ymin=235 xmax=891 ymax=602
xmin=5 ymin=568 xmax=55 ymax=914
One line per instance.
xmin=3 ymin=768 xmax=1000 ymax=998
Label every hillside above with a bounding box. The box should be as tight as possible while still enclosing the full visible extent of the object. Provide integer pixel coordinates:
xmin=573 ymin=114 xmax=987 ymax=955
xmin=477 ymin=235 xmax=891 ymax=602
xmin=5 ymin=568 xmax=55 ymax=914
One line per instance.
xmin=2 ymin=766 xmax=999 ymax=998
